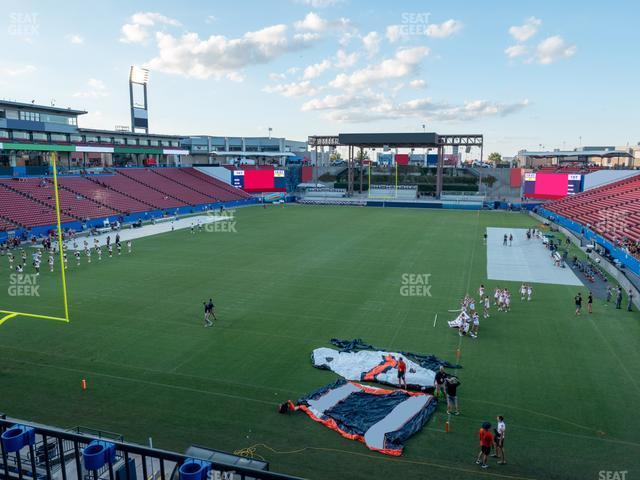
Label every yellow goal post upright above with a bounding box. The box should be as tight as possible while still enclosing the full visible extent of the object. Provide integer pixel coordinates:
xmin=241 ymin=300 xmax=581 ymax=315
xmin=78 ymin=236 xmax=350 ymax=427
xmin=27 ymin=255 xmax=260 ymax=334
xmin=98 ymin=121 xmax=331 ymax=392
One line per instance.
xmin=0 ymin=151 xmax=70 ymax=326
xmin=367 ymin=162 xmax=398 ymax=199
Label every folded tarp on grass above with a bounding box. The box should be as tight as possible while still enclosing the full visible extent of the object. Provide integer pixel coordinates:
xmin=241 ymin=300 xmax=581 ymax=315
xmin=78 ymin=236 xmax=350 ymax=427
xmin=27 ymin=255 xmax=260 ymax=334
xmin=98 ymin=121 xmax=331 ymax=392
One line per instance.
xmin=312 ymin=347 xmax=437 ymax=391
xmin=293 ymin=379 xmax=437 ymax=456
xmin=329 ymin=338 xmax=461 ymax=370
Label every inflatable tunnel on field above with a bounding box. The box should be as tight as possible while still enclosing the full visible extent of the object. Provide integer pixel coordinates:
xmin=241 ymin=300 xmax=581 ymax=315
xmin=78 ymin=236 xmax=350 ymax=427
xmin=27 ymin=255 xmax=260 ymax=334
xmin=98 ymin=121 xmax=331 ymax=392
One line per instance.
xmin=293 ymin=379 xmax=437 ymax=456
xmin=311 ymin=338 xmax=460 ymax=391
xmin=312 ymin=347 xmax=437 ymax=391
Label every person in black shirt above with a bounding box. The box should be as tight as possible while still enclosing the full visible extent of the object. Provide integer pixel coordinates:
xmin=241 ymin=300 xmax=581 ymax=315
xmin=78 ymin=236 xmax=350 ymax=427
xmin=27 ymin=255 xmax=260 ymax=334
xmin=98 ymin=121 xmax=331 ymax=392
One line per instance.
xmin=445 ymin=376 xmax=461 ymax=415
xmin=203 ymin=300 xmax=213 ymax=327
xmin=587 ymin=292 xmax=593 ymax=314
xmin=575 ymin=293 xmax=582 ymax=316
xmin=434 ymin=366 xmax=447 ymax=398
xmin=208 ymin=299 xmax=217 ymax=322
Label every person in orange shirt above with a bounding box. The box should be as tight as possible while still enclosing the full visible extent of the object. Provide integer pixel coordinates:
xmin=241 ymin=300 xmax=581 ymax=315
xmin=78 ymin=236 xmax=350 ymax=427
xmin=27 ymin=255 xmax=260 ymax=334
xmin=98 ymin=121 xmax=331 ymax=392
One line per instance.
xmin=475 ymin=422 xmax=493 ymax=469
xmin=396 ymin=357 xmax=407 ymax=389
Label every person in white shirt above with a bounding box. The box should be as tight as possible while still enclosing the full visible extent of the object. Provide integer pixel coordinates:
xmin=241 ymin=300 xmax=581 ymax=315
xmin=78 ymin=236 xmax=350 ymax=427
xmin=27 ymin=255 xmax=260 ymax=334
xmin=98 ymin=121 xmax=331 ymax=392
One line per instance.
xmin=493 ymin=415 xmax=507 ymax=465
xmin=527 ymin=285 xmax=533 ymax=301
xmin=483 ymin=296 xmax=491 ymax=318
xmin=470 ymin=312 xmax=480 ymax=338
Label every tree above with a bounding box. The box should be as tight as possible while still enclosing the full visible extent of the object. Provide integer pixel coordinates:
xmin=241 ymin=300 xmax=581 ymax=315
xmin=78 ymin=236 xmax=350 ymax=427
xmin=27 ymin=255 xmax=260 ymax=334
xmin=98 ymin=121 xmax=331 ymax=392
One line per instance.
xmin=356 ymin=149 xmax=370 ymax=162
xmin=488 ymin=152 xmax=502 ymax=164
xmin=329 ymin=151 xmax=342 ymax=162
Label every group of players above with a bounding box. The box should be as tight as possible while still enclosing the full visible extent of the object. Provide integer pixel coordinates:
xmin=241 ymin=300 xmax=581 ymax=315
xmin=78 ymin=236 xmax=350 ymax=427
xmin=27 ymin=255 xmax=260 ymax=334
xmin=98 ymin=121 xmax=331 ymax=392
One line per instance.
xmin=3 ymin=234 xmax=132 ymax=274
xmin=454 ymin=283 xmax=534 ymax=338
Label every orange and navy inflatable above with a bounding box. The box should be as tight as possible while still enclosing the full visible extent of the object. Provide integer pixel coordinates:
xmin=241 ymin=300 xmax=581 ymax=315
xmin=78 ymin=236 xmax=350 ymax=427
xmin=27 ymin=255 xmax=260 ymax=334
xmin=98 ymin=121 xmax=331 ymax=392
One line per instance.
xmin=290 ymin=379 xmax=437 ymax=456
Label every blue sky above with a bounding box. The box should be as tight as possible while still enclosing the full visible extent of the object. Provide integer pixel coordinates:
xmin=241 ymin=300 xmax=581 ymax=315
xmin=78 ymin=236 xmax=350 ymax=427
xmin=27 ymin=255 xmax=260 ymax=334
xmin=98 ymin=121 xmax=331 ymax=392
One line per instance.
xmin=1 ymin=0 xmax=638 ymax=155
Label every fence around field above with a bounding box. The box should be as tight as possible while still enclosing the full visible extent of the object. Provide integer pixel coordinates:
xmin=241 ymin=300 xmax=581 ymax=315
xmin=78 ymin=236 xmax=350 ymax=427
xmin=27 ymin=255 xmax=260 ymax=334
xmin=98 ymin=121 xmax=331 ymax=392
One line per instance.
xmin=0 ymin=415 xmax=302 ymax=480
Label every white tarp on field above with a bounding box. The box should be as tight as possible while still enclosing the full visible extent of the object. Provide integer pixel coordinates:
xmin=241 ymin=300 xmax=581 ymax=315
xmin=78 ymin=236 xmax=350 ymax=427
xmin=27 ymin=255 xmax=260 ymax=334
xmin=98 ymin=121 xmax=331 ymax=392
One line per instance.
xmin=312 ymin=347 xmax=436 ymax=391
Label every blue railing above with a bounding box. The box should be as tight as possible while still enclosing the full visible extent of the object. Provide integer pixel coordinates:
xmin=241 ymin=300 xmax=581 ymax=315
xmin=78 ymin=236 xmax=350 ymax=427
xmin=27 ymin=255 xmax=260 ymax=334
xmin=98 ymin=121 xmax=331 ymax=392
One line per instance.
xmin=538 ymin=207 xmax=640 ymax=276
xmin=0 ymin=415 xmax=302 ymax=480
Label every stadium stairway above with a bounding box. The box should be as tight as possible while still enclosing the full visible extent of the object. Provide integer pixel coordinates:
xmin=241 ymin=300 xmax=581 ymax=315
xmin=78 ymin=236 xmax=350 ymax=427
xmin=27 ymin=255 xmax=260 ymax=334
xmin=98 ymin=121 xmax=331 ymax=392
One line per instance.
xmin=0 ymin=181 xmax=72 ymax=227
xmin=545 ymin=174 xmax=640 ymax=244
xmin=0 ymin=178 xmax=119 ymax=222
xmin=56 ymin=176 xmax=151 ymax=214
xmin=184 ymin=168 xmax=252 ymax=201
xmin=87 ymin=173 xmax=184 ymax=210
xmin=116 ymin=168 xmax=212 ymax=206
xmin=149 ymin=168 xmax=221 ymax=201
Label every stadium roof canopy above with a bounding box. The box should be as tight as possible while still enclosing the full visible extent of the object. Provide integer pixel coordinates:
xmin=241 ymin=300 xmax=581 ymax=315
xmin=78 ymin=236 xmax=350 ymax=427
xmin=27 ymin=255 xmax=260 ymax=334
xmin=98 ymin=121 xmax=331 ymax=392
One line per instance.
xmin=338 ymin=132 xmax=438 ymax=148
xmin=0 ymin=99 xmax=87 ymax=115
xmin=309 ymin=132 xmax=483 ymax=148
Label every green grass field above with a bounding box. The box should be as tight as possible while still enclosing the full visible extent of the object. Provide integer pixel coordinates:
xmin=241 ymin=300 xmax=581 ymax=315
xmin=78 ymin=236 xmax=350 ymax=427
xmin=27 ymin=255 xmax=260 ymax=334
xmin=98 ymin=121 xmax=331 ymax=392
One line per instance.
xmin=1 ymin=205 xmax=639 ymax=480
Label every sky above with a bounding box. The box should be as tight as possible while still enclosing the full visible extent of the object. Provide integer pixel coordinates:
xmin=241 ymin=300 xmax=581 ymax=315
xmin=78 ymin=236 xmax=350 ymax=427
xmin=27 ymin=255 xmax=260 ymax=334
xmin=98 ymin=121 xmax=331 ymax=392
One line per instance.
xmin=1 ymin=0 xmax=638 ymax=156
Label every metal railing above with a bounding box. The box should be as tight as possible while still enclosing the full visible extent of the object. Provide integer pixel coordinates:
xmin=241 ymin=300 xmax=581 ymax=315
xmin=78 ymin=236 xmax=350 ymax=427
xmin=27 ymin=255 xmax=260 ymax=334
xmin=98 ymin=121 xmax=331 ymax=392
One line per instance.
xmin=0 ymin=416 xmax=303 ymax=480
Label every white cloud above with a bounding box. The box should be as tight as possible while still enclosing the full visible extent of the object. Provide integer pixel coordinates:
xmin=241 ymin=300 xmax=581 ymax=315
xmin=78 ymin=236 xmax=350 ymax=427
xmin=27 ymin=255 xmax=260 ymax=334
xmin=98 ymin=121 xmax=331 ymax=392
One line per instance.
xmin=301 ymin=93 xmax=370 ymax=111
xmin=145 ymin=24 xmax=317 ymax=79
xmin=303 ymin=59 xmax=332 ymax=79
xmin=385 ymin=25 xmax=404 ymax=43
xmin=295 ymin=12 xmax=327 ymax=31
xmin=534 ymin=35 xmax=576 ymax=64
xmin=509 ymin=17 xmax=541 ymax=42
xmin=335 ymin=49 xmax=358 ymax=68
xmin=0 ymin=64 xmax=36 ymax=76
xmin=426 ymin=19 xmax=463 ymax=38
xmin=409 ymin=79 xmax=426 ymax=89
xmin=120 ymin=11 xmax=181 ymax=43
xmin=329 ymin=46 xmax=429 ymax=90
xmin=205 ymin=15 xmax=217 ymax=24
xmin=305 ymin=92 xmax=530 ymax=123
xmin=264 ymin=80 xmax=319 ymax=97
xmin=66 ymin=34 xmax=84 ymax=44
xmin=131 ymin=12 xmax=181 ymax=27
xmin=269 ymin=72 xmax=287 ymax=81
xmin=120 ymin=23 xmax=148 ymax=43
xmin=73 ymin=78 xmax=108 ymax=98
xmin=362 ymin=31 xmax=380 ymax=57
xmin=401 ymin=98 xmax=530 ymax=121
xmin=226 ymin=72 xmax=245 ymax=82
xmin=294 ymin=12 xmax=350 ymax=32
xmin=505 ymin=44 xmax=528 ymax=58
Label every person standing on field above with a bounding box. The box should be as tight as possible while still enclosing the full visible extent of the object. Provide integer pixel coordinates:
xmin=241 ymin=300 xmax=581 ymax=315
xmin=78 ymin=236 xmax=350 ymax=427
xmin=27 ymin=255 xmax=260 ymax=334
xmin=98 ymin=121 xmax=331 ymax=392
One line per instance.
xmin=476 ymin=422 xmax=493 ymax=469
xmin=492 ymin=416 xmax=507 ymax=465
xmin=445 ymin=376 xmax=461 ymax=415
xmin=575 ymin=292 xmax=582 ymax=316
xmin=396 ymin=356 xmax=407 ymax=389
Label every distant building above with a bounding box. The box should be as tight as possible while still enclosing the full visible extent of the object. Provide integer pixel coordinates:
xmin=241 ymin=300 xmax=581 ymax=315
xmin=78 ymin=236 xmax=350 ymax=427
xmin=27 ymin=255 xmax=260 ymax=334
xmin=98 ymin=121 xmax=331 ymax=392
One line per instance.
xmin=514 ymin=146 xmax=633 ymax=168
xmin=0 ymin=100 xmax=307 ymax=175
xmin=180 ymin=136 xmax=308 ymax=166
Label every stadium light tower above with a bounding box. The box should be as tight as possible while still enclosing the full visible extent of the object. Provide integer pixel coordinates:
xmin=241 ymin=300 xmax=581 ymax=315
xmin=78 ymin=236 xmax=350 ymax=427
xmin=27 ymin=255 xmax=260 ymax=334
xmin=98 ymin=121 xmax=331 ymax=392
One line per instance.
xmin=129 ymin=65 xmax=150 ymax=133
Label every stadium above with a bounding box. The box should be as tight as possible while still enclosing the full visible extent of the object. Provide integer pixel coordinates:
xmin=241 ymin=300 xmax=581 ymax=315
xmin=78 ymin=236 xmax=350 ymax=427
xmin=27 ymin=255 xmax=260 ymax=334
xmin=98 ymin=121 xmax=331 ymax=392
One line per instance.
xmin=1 ymin=3 xmax=640 ymax=480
